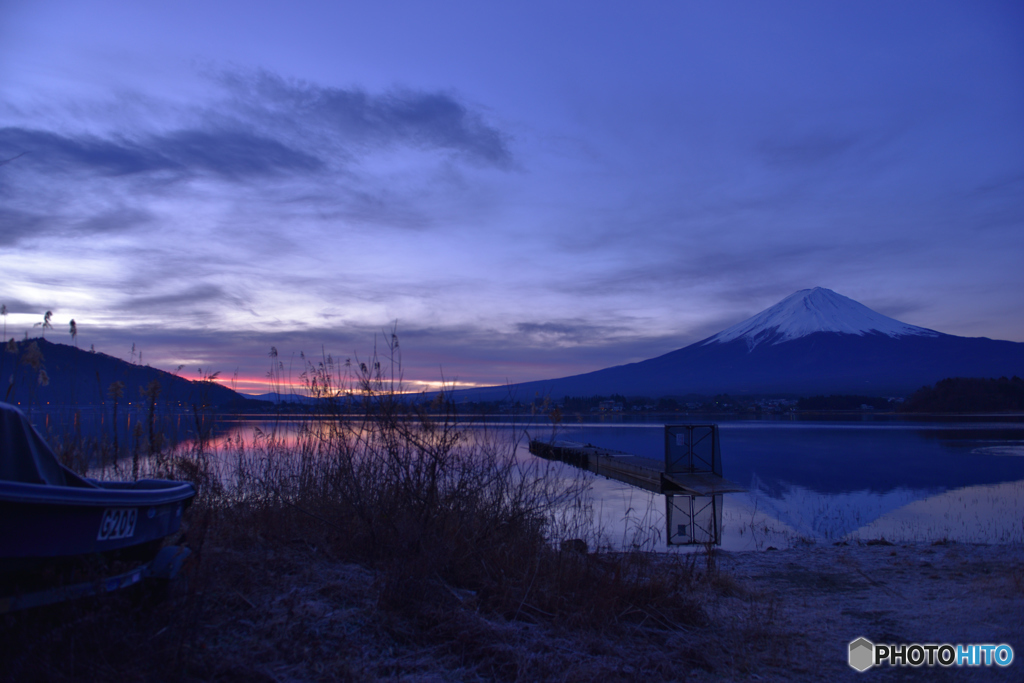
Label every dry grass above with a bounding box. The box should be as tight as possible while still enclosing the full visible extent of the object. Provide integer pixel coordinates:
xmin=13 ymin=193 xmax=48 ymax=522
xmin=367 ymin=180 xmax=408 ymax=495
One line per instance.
xmin=1 ymin=346 xmax=783 ymax=682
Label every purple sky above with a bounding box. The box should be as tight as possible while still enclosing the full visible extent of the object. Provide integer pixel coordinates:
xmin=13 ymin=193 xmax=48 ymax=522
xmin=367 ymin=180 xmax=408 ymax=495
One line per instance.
xmin=2 ymin=1 xmax=1023 ymax=394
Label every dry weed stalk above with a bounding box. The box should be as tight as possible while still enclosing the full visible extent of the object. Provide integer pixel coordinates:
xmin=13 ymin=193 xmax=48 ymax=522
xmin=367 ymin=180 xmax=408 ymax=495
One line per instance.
xmin=1 ymin=332 xmax=741 ymax=682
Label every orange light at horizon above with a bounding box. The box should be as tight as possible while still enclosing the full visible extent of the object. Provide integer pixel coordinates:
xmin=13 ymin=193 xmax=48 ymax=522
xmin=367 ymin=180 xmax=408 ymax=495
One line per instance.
xmin=176 ymin=372 xmax=486 ymax=396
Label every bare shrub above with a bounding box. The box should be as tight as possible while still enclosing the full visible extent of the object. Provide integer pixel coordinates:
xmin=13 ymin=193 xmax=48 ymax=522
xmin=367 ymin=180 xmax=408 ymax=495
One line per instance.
xmin=1 ymin=333 xmax=732 ymax=681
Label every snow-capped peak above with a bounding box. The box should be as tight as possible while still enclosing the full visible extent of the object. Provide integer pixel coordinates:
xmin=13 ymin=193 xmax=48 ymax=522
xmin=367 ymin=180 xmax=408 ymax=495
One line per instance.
xmin=702 ymin=288 xmax=939 ymax=349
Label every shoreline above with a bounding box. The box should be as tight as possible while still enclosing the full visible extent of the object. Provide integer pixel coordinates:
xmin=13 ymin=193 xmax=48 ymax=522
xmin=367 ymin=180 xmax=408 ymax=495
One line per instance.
xmin=702 ymin=541 xmax=1024 ymax=681
xmin=3 ymin=537 xmax=1021 ymax=681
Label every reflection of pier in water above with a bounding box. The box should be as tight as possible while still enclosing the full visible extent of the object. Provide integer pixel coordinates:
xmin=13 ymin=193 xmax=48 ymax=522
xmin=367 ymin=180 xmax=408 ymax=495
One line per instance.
xmin=529 ymin=424 xmax=744 ymax=545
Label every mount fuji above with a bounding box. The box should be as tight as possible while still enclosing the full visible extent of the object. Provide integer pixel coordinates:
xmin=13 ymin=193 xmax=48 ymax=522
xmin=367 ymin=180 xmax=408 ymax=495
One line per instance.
xmin=700 ymin=287 xmax=939 ymax=349
xmin=457 ymin=288 xmax=1024 ymax=399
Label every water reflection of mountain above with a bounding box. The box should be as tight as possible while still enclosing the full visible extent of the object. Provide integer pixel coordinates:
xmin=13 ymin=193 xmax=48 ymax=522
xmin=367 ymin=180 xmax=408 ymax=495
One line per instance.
xmin=739 ymin=476 xmax=934 ymax=541
xmin=566 ymin=421 xmax=1024 ymax=496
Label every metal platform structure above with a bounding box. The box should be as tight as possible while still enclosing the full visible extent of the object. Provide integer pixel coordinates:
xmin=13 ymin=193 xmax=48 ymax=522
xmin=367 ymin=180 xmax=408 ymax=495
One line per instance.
xmin=528 ymin=424 xmax=744 ymax=545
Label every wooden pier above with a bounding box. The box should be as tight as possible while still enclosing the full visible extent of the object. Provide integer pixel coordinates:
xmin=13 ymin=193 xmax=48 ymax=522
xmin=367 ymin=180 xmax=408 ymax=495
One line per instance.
xmin=529 ymin=425 xmax=745 ymax=545
xmin=527 ymin=438 xmax=745 ymax=496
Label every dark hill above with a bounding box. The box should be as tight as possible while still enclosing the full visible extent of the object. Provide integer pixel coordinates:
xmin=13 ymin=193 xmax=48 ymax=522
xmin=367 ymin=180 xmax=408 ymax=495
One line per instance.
xmin=1 ymin=338 xmax=262 ymax=410
xmin=901 ymin=376 xmax=1024 ymax=413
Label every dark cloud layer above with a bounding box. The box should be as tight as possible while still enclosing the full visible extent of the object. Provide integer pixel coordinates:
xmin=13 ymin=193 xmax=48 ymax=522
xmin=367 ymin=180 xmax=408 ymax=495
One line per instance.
xmin=0 ymin=70 xmax=511 ymax=184
xmin=0 ymin=127 xmax=175 ymax=176
xmin=0 ymin=207 xmax=45 ymax=245
xmin=0 ymin=70 xmax=514 ymax=252
xmin=219 ymin=70 xmax=512 ymax=167
xmin=0 ymin=126 xmax=321 ymax=180
xmin=0 ymin=197 xmax=154 ymax=246
xmin=114 ymin=284 xmax=246 ymax=311
xmin=156 ymin=128 xmax=324 ymax=178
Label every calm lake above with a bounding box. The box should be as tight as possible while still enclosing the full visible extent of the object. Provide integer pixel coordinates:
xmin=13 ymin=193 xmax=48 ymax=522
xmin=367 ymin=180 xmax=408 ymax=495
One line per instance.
xmin=32 ymin=407 xmax=1024 ymax=552
xmin=543 ymin=416 xmax=1024 ymax=550
xmin=205 ymin=413 xmax=1024 ymax=552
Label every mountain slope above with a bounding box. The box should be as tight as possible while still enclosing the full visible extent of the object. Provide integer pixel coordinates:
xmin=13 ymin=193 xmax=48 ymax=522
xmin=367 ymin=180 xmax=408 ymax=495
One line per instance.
xmin=703 ymin=287 xmax=938 ymax=347
xmin=1 ymin=338 xmax=262 ymax=409
xmin=454 ymin=288 xmax=1024 ymax=400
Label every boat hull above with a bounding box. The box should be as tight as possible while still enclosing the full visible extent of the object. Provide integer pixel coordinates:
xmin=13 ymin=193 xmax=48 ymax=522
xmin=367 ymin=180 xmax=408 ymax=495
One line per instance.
xmin=0 ymin=478 xmax=195 ymax=561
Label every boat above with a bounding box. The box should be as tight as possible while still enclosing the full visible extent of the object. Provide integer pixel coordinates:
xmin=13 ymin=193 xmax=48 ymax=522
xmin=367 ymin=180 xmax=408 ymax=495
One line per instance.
xmin=0 ymin=401 xmax=196 ymax=612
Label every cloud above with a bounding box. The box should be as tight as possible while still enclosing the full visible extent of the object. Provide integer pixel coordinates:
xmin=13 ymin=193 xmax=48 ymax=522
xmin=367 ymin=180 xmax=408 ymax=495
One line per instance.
xmin=0 ymin=296 xmax=41 ymax=317
xmin=1 ymin=66 xmax=512 ymax=188
xmin=0 ymin=127 xmax=176 ymax=176
xmin=514 ymin=319 xmax=631 ymax=346
xmin=0 ymin=125 xmax=322 ymax=181
xmin=0 ymin=200 xmax=154 ymax=247
xmin=114 ymin=284 xmax=248 ymax=313
xmin=0 ymin=207 xmax=46 ymax=245
xmin=151 ymin=128 xmax=323 ymax=179
xmin=218 ymin=69 xmax=513 ymax=167
xmin=0 ymin=67 xmax=514 ymax=247
xmin=758 ymin=133 xmax=858 ymax=167
xmin=75 ymin=207 xmax=153 ymax=235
